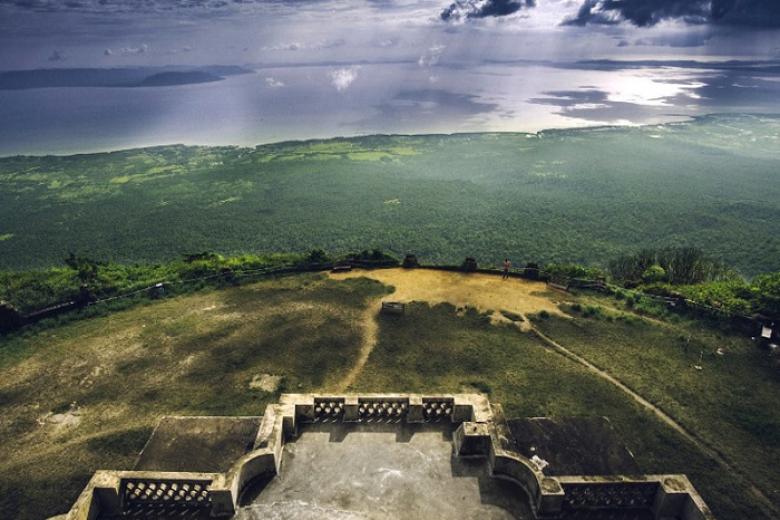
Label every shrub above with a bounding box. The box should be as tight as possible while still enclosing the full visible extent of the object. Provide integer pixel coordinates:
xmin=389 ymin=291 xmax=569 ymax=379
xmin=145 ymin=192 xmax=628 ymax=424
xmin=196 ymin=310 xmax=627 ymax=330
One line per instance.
xmin=753 ymin=272 xmax=780 ymax=317
xmin=609 ymin=247 xmax=733 ymax=285
xmin=642 ymin=264 xmax=667 ymax=283
xmin=305 ymin=249 xmax=330 ymax=264
xmin=545 ymin=263 xmax=605 ymax=280
xmin=583 ymin=305 xmax=602 ymax=318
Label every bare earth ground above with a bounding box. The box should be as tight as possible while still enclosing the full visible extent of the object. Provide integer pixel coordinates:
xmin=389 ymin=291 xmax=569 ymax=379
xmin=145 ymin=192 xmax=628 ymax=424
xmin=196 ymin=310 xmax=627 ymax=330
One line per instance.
xmin=330 ymin=268 xmax=564 ymax=321
xmin=329 ymin=269 xmax=565 ymax=391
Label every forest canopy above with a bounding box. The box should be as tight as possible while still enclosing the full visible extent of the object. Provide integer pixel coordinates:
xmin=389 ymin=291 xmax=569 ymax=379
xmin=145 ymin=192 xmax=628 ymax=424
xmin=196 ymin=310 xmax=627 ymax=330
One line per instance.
xmin=0 ymin=115 xmax=779 ymax=276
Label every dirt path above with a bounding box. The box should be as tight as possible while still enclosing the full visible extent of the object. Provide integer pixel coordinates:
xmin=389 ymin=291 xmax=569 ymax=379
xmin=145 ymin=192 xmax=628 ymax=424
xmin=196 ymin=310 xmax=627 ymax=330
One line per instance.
xmin=334 ymin=298 xmax=381 ymax=391
xmin=529 ymin=325 xmax=779 ymax=519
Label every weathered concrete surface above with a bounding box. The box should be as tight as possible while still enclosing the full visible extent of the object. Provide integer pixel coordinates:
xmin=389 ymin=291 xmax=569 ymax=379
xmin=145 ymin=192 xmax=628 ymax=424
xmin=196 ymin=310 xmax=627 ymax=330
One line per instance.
xmin=236 ymin=422 xmax=533 ymax=519
xmin=135 ymin=416 xmax=262 ymax=473
xmin=507 ymin=417 xmax=641 ymax=477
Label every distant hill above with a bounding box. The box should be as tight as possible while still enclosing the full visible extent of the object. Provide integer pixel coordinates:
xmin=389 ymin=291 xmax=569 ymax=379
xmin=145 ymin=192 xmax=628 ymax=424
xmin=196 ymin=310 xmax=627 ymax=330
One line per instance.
xmin=134 ymin=71 xmax=222 ymax=87
xmin=0 ymin=66 xmax=253 ymax=89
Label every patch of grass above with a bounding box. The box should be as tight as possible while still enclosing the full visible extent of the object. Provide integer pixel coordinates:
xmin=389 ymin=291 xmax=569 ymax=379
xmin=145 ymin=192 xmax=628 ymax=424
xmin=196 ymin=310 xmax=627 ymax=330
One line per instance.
xmin=86 ymin=427 xmax=153 ymax=455
xmin=462 ymin=380 xmax=493 ymax=395
xmin=533 ymin=310 xmax=780 ymax=517
xmin=50 ymin=402 xmax=72 ymax=414
xmin=353 ymin=300 xmax=769 ymax=519
xmin=0 ymin=273 xmax=387 ymax=519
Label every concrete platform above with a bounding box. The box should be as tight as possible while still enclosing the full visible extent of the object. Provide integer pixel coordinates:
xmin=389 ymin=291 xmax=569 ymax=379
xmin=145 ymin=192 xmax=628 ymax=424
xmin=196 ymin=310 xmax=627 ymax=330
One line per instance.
xmin=236 ymin=422 xmax=534 ymax=519
xmin=58 ymin=395 xmax=714 ymax=520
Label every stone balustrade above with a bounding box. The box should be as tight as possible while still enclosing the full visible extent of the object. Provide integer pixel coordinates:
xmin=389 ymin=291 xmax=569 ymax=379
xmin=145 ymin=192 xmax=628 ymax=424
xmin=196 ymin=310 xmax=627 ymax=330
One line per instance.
xmin=561 ymin=481 xmax=658 ymax=510
xmin=53 ymin=393 xmax=716 ymax=520
xmin=121 ymin=477 xmax=212 ymax=512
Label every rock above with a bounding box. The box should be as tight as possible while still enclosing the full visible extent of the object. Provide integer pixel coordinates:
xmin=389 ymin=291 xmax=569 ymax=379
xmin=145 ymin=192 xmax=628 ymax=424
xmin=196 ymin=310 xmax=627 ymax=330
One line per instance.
xmin=249 ymin=373 xmax=283 ymax=393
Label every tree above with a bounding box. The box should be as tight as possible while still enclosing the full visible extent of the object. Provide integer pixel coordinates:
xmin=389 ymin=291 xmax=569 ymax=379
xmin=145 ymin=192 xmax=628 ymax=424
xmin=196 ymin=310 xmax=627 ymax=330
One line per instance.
xmin=306 ymin=249 xmax=330 ymax=264
xmin=642 ymin=264 xmax=667 ymax=283
xmin=609 ymin=247 xmax=730 ymax=286
xmin=753 ymin=272 xmax=780 ymax=317
xmin=64 ymin=252 xmax=100 ymax=286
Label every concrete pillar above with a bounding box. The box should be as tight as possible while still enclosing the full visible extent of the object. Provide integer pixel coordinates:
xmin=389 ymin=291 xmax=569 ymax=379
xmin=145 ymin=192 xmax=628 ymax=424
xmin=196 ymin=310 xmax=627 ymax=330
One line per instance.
xmin=209 ymin=489 xmax=235 ymax=518
xmin=453 ymin=422 xmax=490 ymax=456
xmin=344 ymin=396 xmax=360 ymax=422
xmin=407 ymin=396 xmax=424 ymax=423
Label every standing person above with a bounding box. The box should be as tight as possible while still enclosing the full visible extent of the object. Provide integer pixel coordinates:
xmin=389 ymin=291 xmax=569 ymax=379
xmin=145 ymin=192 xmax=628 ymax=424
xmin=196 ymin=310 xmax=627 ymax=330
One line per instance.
xmin=502 ymin=258 xmax=511 ymax=280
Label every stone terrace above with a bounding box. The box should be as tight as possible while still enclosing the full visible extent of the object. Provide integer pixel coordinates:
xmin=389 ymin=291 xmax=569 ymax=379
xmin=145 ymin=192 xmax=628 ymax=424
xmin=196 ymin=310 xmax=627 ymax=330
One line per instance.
xmin=51 ymin=394 xmax=715 ymax=520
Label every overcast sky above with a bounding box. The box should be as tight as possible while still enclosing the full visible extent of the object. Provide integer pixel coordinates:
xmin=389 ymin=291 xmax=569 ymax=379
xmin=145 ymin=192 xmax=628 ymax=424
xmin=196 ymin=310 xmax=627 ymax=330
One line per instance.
xmin=1 ymin=0 xmax=779 ymax=70
xmin=0 ymin=1 xmax=779 ymax=154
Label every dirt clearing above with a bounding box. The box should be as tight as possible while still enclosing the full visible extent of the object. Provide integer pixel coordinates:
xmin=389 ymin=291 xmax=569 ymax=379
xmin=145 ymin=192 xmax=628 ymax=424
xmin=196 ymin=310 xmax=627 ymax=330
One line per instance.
xmin=329 ymin=268 xmax=565 ymax=390
xmin=329 ymin=268 xmax=564 ymax=321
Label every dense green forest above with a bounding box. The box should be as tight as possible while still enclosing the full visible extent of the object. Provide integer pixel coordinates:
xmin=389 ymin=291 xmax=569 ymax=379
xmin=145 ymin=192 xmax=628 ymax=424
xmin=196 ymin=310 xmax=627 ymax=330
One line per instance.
xmin=1 ymin=114 xmax=779 ymax=275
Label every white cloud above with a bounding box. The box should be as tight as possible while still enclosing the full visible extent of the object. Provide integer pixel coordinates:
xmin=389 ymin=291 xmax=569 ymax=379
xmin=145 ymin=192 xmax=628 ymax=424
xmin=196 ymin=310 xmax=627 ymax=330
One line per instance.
xmin=166 ymin=45 xmax=194 ymax=55
xmin=104 ymin=44 xmax=149 ymax=57
xmin=265 ymin=77 xmax=285 ymax=88
xmin=262 ymin=39 xmax=346 ymax=52
xmin=376 ymin=38 xmax=399 ymax=48
xmin=263 ymin=42 xmax=303 ymax=51
xmin=330 ymin=66 xmax=359 ymax=92
xmin=418 ymin=44 xmax=445 ymax=67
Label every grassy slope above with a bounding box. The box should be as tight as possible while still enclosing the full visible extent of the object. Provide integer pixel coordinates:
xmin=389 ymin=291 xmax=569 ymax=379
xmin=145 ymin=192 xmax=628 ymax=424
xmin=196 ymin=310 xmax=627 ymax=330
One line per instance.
xmin=352 ymin=301 xmax=776 ymax=519
xmin=1 ymin=115 xmax=779 ymax=275
xmin=0 ymin=273 xmax=778 ymax=519
xmin=533 ymin=303 xmax=780 ymax=510
xmin=0 ymin=274 xmax=389 ymax=519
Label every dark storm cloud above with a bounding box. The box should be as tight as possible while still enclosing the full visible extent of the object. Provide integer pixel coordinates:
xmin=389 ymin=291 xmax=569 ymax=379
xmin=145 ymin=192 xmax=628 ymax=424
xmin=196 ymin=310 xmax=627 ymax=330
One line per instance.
xmin=563 ymin=0 xmax=708 ymax=27
xmin=440 ymin=0 xmax=535 ymax=22
xmin=564 ymin=0 xmax=780 ymax=28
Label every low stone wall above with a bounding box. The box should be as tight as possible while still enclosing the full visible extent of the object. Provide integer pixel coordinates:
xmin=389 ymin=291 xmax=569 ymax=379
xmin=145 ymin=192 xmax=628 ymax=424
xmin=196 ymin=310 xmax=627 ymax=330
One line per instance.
xmin=53 ymin=393 xmax=716 ymax=520
xmin=57 ymin=471 xmax=221 ymax=520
